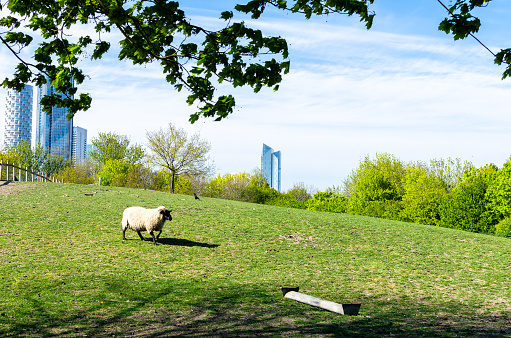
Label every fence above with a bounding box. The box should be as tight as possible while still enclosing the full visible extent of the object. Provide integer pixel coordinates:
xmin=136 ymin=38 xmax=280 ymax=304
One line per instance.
xmin=0 ymin=161 xmax=61 ymax=183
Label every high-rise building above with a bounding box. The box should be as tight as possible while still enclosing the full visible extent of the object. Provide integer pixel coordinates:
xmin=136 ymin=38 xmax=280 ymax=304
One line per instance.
xmin=3 ymin=85 xmax=33 ymax=149
xmin=72 ymin=126 xmax=87 ymax=164
xmin=261 ymin=143 xmax=281 ymax=191
xmin=86 ymin=144 xmax=94 ymax=157
xmin=35 ymin=77 xmax=73 ymax=159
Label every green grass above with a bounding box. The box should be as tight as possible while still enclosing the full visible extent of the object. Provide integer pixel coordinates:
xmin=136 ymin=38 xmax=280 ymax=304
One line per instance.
xmin=1 ymin=182 xmax=511 ymax=337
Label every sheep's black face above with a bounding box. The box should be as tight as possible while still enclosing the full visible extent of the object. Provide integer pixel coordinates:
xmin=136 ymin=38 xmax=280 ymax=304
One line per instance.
xmin=162 ymin=209 xmax=172 ymax=221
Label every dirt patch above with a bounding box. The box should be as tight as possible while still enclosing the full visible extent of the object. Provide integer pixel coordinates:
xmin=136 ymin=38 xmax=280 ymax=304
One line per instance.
xmin=0 ymin=181 xmax=37 ymax=196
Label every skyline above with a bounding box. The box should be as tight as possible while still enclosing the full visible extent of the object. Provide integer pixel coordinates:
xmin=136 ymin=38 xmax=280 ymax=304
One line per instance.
xmin=1 ymin=2 xmax=511 ymax=191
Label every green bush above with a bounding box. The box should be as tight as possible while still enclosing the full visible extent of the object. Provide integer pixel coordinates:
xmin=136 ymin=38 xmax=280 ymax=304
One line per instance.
xmin=242 ymin=183 xmax=279 ymax=204
xmin=286 ymin=182 xmax=312 ymax=202
xmin=307 ymin=191 xmax=347 ymax=213
xmin=265 ymin=182 xmax=313 ymax=209
xmin=205 ymin=173 xmax=250 ymax=200
xmin=344 ymin=153 xmax=405 ymax=217
xmin=438 ymin=165 xmax=499 ymax=233
xmin=151 ymin=170 xmax=172 ymax=192
xmin=399 ymin=166 xmax=447 ymax=226
xmin=485 ymin=158 xmax=511 ymax=221
xmin=125 ymin=164 xmax=154 ymax=190
xmin=98 ymin=159 xmax=133 ymax=186
xmin=495 ymin=217 xmax=511 ymax=236
xmin=56 ymin=164 xmax=94 ymax=185
xmin=266 ymin=195 xmax=308 ymax=209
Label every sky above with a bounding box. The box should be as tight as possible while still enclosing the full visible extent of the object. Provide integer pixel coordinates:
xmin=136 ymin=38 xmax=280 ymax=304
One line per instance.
xmin=1 ymin=0 xmax=511 ymax=192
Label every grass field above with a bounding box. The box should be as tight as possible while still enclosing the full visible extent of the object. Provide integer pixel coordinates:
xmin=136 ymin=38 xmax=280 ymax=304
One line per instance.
xmin=1 ymin=181 xmax=511 ymax=337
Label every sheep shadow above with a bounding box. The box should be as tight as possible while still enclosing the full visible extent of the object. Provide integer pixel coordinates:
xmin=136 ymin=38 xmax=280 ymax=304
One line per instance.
xmin=158 ymin=237 xmax=219 ymax=248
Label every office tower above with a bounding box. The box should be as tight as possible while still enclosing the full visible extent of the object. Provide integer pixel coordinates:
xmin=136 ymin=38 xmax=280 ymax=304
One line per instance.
xmin=35 ymin=77 xmax=73 ymax=159
xmin=86 ymin=144 xmax=94 ymax=157
xmin=3 ymin=85 xmax=33 ymax=149
xmin=72 ymin=126 xmax=87 ymax=164
xmin=261 ymin=143 xmax=281 ymax=191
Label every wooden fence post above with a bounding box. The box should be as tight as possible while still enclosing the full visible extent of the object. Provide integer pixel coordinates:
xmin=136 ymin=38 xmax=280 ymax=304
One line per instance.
xmin=0 ymin=160 xmax=3 ymax=181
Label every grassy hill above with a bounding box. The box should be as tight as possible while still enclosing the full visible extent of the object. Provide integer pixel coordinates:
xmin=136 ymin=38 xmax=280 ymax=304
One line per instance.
xmin=1 ymin=182 xmax=511 ymax=337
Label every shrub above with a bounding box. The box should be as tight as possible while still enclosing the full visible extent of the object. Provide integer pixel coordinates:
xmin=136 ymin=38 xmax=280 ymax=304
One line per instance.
xmin=125 ymin=164 xmax=154 ymax=189
xmin=151 ymin=170 xmax=172 ymax=192
xmin=307 ymin=191 xmax=347 ymax=213
xmin=485 ymin=158 xmax=511 ymax=221
xmin=98 ymin=159 xmax=133 ymax=186
xmin=173 ymin=174 xmax=193 ymax=195
xmin=241 ymin=172 xmax=279 ymax=204
xmin=495 ymin=217 xmax=511 ymax=236
xmin=344 ymin=153 xmax=405 ymax=217
xmin=56 ymin=164 xmax=94 ymax=185
xmin=439 ymin=164 xmax=499 ymax=233
xmin=205 ymin=172 xmax=250 ymax=200
xmin=399 ymin=165 xmax=447 ymax=226
xmin=267 ymin=195 xmax=308 ymax=209
xmin=351 ymin=200 xmax=404 ymax=221
xmin=286 ymin=182 xmax=313 ymax=202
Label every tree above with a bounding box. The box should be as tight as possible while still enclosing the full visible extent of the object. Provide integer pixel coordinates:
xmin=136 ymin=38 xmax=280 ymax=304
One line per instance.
xmin=6 ymin=1 xmax=506 ymax=123
xmin=307 ymin=190 xmax=348 ymax=213
xmin=439 ymin=164 xmax=499 ymax=233
xmin=6 ymin=139 xmax=47 ymax=172
xmin=146 ymin=123 xmax=214 ymax=193
xmin=484 ymin=157 xmax=511 ymax=220
xmin=125 ymin=163 xmax=154 ymax=189
xmin=56 ymin=162 xmax=95 ymax=185
xmin=344 ymin=153 xmax=405 ymax=198
xmin=88 ymin=132 xmax=145 ymax=168
xmin=98 ymin=158 xmax=133 ymax=186
xmin=42 ymin=152 xmax=72 ymax=177
xmin=436 ymin=0 xmax=511 ymax=78
xmin=205 ymin=172 xmax=251 ymax=200
xmin=399 ymin=164 xmax=448 ymax=226
xmin=5 ymin=139 xmax=69 ymax=176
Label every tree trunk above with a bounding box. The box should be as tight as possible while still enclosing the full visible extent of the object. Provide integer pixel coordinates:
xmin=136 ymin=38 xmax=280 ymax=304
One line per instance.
xmin=170 ymin=171 xmax=175 ymax=193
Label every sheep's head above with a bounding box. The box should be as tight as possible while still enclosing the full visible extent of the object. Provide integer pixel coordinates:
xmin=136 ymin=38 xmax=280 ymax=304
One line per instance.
xmin=158 ymin=206 xmax=172 ymax=221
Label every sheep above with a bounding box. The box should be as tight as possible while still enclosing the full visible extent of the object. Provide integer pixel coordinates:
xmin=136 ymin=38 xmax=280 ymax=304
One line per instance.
xmin=122 ymin=206 xmax=172 ymax=245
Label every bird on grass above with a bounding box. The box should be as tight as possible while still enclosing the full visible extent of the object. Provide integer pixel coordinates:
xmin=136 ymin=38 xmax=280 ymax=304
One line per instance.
xmin=194 ymin=193 xmax=200 ymax=200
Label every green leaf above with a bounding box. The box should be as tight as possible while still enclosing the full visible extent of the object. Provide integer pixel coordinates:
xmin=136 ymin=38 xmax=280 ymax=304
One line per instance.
xmin=220 ymin=11 xmax=233 ymax=20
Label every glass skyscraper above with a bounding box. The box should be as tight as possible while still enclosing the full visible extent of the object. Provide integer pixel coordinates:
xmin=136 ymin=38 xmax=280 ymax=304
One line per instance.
xmin=261 ymin=143 xmax=281 ymax=191
xmin=72 ymin=126 xmax=87 ymax=164
xmin=35 ymin=77 xmax=73 ymax=159
xmin=3 ymin=85 xmax=33 ymax=149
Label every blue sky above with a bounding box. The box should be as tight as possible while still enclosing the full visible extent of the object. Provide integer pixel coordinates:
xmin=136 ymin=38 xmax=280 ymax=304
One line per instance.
xmin=1 ymin=1 xmax=511 ymax=191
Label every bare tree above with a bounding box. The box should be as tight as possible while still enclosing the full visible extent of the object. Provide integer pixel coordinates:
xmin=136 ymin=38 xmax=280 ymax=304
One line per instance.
xmin=146 ymin=123 xmax=214 ymax=193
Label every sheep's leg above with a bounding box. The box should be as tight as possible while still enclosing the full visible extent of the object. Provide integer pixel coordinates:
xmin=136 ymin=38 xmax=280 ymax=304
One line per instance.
xmin=156 ymin=230 xmax=162 ymax=240
xmin=137 ymin=231 xmax=145 ymax=241
xmin=123 ymin=228 xmax=127 ymax=241
xmin=149 ymin=231 xmax=157 ymax=245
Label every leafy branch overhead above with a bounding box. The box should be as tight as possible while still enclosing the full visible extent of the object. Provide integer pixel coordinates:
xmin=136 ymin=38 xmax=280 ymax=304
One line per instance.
xmin=0 ymin=0 xmax=508 ymax=122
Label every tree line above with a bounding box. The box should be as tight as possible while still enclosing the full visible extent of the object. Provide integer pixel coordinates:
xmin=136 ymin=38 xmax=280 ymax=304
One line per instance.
xmin=306 ymin=153 xmax=511 ymax=237
xmin=0 ymin=123 xmax=213 ymax=189
xmin=4 ymin=126 xmax=511 ymax=237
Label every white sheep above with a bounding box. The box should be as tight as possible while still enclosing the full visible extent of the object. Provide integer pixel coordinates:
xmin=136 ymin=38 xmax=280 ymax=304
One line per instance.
xmin=122 ymin=206 xmax=172 ymax=245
